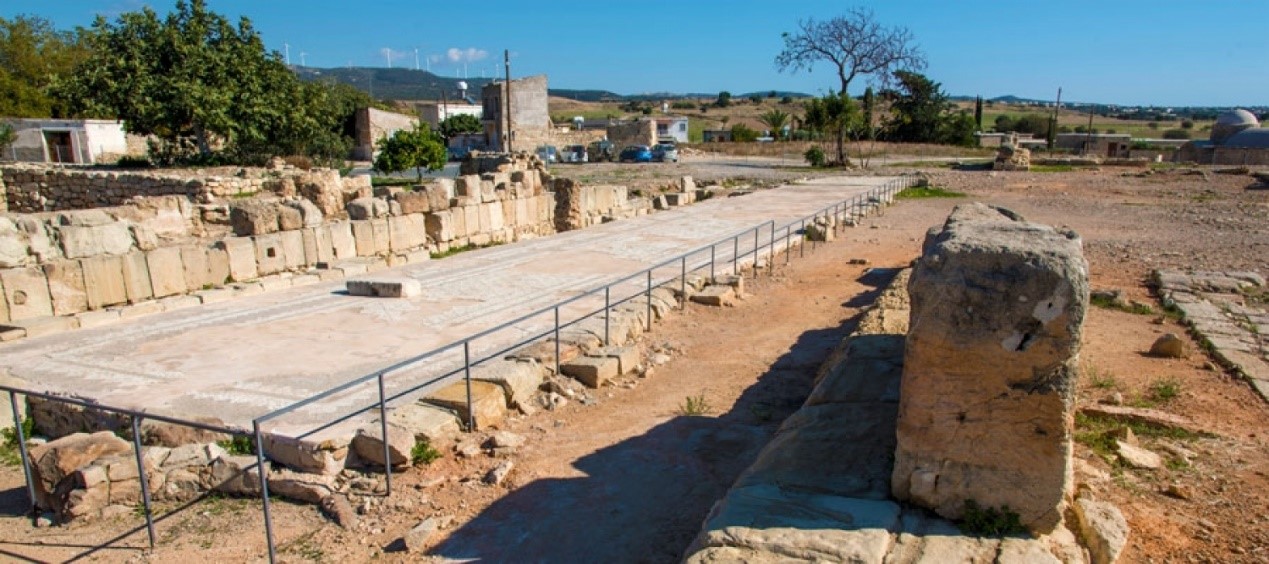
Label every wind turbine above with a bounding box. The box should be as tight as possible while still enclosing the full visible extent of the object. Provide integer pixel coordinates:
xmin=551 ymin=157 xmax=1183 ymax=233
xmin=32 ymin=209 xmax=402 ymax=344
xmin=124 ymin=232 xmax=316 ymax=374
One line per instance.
xmin=300 ymin=52 xmax=306 ymax=67
xmin=283 ymin=42 xmax=290 ymax=65
xmin=414 ymin=48 xmax=420 ymax=71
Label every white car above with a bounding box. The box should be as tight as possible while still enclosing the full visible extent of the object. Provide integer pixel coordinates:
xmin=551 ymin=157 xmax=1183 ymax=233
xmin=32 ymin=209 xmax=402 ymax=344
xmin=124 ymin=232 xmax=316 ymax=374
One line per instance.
xmin=652 ymin=143 xmax=679 ymax=163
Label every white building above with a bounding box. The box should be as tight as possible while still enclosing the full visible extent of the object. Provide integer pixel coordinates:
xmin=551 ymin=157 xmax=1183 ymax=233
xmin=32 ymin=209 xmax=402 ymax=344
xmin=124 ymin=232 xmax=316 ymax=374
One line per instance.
xmin=1 ymin=119 xmax=129 ymax=164
xmin=417 ymin=102 xmax=483 ymax=128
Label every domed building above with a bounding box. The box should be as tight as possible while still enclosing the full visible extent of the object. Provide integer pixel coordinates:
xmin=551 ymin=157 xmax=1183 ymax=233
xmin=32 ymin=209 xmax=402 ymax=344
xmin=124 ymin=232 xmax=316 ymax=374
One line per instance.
xmin=1177 ymin=109 xmax=1269 ymax=164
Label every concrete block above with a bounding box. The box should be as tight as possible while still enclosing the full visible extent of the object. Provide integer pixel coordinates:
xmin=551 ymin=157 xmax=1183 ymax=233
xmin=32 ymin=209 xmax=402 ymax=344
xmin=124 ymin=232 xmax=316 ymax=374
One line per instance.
xmin=280 ymin=230 xmax=305 ymax=270
xmin=1 ymin=266 xmax=54 ymax=321
xmin=425 ymin=210 xmax=456 ymax=242
xmin=351 ymin=220 xmax=376 ymax=256
xmin=43 ymin=260 xmax=88 ymax=316
xmin=179 ymin=246 xmax=212 ymax=292
xmin=346 ymin=277 xmax=421 ymax=298
xmin=561 ymin=356 xmax=619 ymax=388
xmin=422 ymin=380 xmax=506 ymax=430
xmin=219 ymin=237 xmax=258 ymax=282
xmin=146 ymin=247 xmax=187 ymax=298
xmin=253 ymin=233 xmax=286 ymax=277
xmin=328 ymin=221 xmax=357 ymax=259
xmin=121 ymin=251 xmax=154 ymax=303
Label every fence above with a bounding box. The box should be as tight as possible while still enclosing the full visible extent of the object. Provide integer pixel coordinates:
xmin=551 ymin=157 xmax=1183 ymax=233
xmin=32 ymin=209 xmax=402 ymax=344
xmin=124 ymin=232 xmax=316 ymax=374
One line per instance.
xmin=2 ymin=177 xmax=913 ymax=562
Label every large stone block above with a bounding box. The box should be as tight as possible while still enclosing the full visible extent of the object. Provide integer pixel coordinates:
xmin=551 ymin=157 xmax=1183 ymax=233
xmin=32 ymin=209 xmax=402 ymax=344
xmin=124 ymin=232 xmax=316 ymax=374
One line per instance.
xmin=463 ymin=205 xmax=481 ymax=238
xmin=218 ymin=237 xmax=259 ymax=282
xmin=146 ymin=247 xmax=187 ymax=298
xmin=43 ymin=260 xmax=88 ymax=316
xmin=370 ymin=218 xmax=391 ymax=255
xmin=892 ymin=203 xmax=1088 ymax=533
xmin=388 ymin=403 xmax=461 ymax=445
xmin=423 ymin=380 xmax=506 ymax=430
xmin=2 ymin=266 xmax=54 ymax=320
xmin=205 ymin=248 xmax=230 ymax=287
xmin=178 ymin=246 xmax=213 ymax=292
xmin=395 ymin=191 xmax=433 ymax=215
xmin=487 ymin=201 xmax=505 ymax=232
xmin=471 ymin=359 xmax=544 ymax=409
xmin=254 ymin=233 xmax=287 ymax=276
xmin=57 ymin=222 xmax=133 ymax=259
xmin=351 ymin=220 xmax=377 ymax=256
xmin=328 ymin=221 xmax=357 ymax=259
xmin=120 ymin=251 xmax=153 ymax=303
xmin=388 ymin=214 xmax=425 ymax=252
xmin=229 ymin=201 xmax=279 ymax=236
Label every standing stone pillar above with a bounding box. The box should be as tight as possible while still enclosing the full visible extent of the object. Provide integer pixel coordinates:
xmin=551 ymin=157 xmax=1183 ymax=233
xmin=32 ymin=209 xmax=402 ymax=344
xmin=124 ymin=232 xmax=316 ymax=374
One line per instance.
xmin=892 ymin=203 xmax=1088 ymax=532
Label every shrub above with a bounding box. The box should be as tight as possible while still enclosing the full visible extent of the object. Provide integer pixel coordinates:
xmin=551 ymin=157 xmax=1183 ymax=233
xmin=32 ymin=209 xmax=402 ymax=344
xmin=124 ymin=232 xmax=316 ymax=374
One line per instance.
xmin=671 ymin=100 xmax=696 ymax=110
xmin=680 ymin=395 xmax=711 ymax=415
xmin=217 ymin=435 xmax=257 ymax=455
xmin=960 ymin=500 xmax=1026 ymax=536
xmin=411 ymin=439 xmax=441 ymax=465
xmin=115 ymin=155 xmax=152 ymax=169
xmin=1 ymin=416 xmax=35 ymax=466
xmin=282 ymin=155 xmax=313 ymax=170
xmin=730 ymin=124 xmax=760 ymax=142
xmin=804 ymin=146 xmax=826 ymax=167
xmin=1162 ymin=129 xmax=1191 ymax=140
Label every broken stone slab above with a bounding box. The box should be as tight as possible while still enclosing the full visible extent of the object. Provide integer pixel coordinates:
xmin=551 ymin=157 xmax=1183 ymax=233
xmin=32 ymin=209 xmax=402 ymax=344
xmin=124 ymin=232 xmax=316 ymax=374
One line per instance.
xmin=267 ymin=468 xmax=335 ymax=504
xmin=561 ymin=355 xmax=619 ymax=388
xmin=320 ymin=494 xmax=358 ymax=529
xmin=1078 ymin=404 xmax=1203 ymax=434
xmin=471 ymin=359 xmax=544 ymax=409
xmin=690 ymin=285 xmax=736 ymax=307
xmin=386 ymin=403 xmax=462 ymax=446
xmin=346 ymin=197 xmax=389 ymax=220
xmin=593 ymin=346 xmax=639 ymax=375
xmin=229 ymin=200 xmax=280 ymax=237
xmin=483 ymin=460 xmax=514 ymax=485
xmin=1074 ymin=497 xmax=1129 ymax=564
xmin=209 ymin=454 xmax=262 ymax=495
xmin=345 ymin=277 xmax=421 ymax=298
xmin=403 ymin=516 xmax=451 ymax=553
xmin=893 ymin=203 xmax=1088 ymax=533
xmin=28 ymin=431 xmax=132 ymax=511
xmin=350 ymin=423 xmax=415 ymax=468
xmin=140 ymin=417 xmax=231 ymax=447
xmin=1115 ymin=440 xmax=1162 ymax=469
xmin=422 ymin=380 xmax=506 ymax=430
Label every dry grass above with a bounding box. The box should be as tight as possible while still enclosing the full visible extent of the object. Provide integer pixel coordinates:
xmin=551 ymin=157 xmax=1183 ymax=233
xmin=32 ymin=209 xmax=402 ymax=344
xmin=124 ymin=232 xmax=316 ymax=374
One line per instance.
xmin=682 ymin=140 xmax=992 ymax=159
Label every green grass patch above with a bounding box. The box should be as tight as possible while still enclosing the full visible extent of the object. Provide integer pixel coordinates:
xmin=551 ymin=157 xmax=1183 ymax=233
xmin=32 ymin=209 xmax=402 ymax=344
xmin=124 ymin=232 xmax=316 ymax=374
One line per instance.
xmin=1074 ymin=412 xmax=1208 ymax=461
xmin=1086 ymin=367 xmax=1118 ymax=390
xmin=679 ymin=395 xmax=712 ymax=416
xmin=412 ymin=438 xmax=442 ymax=465
xmin=1029 ymin=164 xmax=1075 ymax=173
xmin=1089 ymin=294 xmax=1155 ymax=315
xmin=1147 ymin=378 xmax=1181 ymax=403
xmin=896 ymin=186 xmax=966 ymax=199
xmin=216 ymin=435 xmax=257 ymax=456
xmin=0 ymin=416 xmax=35 ymax=466
xmin=371 ymin=176 xmax=416 ymax=187
xmin=959 ymin=500 xmax=1027 ymax=536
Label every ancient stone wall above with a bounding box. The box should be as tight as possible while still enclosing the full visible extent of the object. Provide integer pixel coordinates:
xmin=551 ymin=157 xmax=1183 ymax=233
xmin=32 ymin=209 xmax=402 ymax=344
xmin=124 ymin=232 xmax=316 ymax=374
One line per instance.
xmin=607 ymin=120 xmax=657 ymax=148
xmin=892 ymin=203 xmax=1088 ymax=532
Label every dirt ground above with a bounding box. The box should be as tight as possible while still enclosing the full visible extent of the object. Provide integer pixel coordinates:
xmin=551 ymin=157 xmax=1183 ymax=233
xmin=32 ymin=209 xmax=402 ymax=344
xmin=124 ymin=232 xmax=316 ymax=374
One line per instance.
xmin=1 ymin=165 xmax=1267 ymax=563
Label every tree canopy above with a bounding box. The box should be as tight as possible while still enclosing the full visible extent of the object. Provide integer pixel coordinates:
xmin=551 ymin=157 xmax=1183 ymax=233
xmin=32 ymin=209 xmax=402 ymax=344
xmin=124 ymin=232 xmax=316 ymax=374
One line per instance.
xmin=802 ymin=92 xmax=858 ymax=165
xmin=884 ymin=70 xmax=975 ymax=147
xmin=438 ymin=113 xmax=482 ymax=141
xmin=51 ymin=0 xmax=360 ymax=165
xmin=373 ymin=125 xmax=447 ymax=181
xmin=776 ymin=8 xmax=926 ymax=96
xmin=0 ymin=15 xmax=89 ymax=117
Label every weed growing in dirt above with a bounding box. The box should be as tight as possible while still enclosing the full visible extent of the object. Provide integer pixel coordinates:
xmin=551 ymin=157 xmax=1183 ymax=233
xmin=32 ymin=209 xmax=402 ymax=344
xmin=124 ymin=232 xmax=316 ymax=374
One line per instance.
xmin=959 ymin=500 xmax=1026 ymax=536
xmin=0 ymin=416 xmax=35 ymax=466
xmin=1075 ymin=412 xmax=1208 ymax=462
xmin=1089 ymin=294 xmax=1155 ymax=315
xmin=1086 ymin=367 xmax=1119 ymax=390
xmin=896 ymin=186 xmax=966 ymax=199
xmin=1147 ymin=378 xmax=1182 ymax=403
xmin=680 ymin=395 xmax=711 ymax=416
xmin=217 ymin=435 xmax=257 ymax=456
xmin=412 ymin=439 xmax=442 ymax=465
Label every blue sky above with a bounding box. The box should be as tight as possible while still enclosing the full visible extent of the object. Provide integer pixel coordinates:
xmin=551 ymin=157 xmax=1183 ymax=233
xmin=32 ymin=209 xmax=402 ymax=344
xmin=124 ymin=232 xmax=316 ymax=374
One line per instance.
xmin=6 ymin=0 xmax=1267 ymax=106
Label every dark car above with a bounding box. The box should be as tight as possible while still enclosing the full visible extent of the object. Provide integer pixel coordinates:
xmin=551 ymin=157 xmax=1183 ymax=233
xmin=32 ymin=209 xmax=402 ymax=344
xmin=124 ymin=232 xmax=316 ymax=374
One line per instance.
xmin=587 ymin=139 xmax=617 ymax=162
xmin=618 ymin=145 xmax=653 ymax=163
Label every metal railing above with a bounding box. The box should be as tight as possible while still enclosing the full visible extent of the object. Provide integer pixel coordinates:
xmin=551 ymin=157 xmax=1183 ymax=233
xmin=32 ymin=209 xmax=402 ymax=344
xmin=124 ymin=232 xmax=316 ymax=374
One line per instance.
xmin=2 ymin=177 xmax=913 ymax=562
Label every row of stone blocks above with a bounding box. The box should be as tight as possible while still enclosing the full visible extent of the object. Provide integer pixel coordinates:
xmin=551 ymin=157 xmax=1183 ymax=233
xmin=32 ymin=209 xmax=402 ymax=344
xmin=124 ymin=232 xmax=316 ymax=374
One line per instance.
xmin=0 ymin=199 xmax=555 ymax=332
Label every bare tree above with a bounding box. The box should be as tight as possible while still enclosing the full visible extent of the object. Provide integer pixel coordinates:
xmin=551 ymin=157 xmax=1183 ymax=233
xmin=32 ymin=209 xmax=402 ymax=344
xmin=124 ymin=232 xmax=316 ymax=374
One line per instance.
xmin=775 ymin=8 xmax=926 ymax=96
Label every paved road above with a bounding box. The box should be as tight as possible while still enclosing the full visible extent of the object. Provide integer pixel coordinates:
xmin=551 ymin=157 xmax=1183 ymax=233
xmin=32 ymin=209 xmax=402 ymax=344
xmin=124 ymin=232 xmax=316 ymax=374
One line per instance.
xmin=0 ymin=176 xmax=902 ymax=436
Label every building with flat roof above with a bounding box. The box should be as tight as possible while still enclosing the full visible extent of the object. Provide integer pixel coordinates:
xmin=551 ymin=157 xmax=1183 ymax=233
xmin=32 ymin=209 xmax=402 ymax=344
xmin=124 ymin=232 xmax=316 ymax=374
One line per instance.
xmin=481 ymin=75 xmax=551 ymax=152
xmin=1 ymin=118 xmax=128 ymax=164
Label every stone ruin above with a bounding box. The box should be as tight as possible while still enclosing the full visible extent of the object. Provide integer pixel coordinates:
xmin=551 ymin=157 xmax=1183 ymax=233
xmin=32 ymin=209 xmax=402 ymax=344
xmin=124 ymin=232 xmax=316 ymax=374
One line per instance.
xmin=994 ymin=144 xmax=1032 ymax=171
xmin=688 ymin=203 xmax=1094 ymax=562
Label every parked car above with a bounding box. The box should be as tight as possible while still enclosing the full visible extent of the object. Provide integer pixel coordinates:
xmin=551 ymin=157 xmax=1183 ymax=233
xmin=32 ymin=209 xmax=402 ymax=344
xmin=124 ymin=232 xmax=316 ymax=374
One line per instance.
xmin=535 ymin=145 xmax=558 ymax=163
xmin=618 ymin=145 xmax=653 ymax=163
xmin=560 ymin=144 xmax=589 ymax=163
xmin=587 ymin=139 xmax=617 ymax=162
xmin=447 ymin=146 xmax=471 ymax=161
xmin=652 ymin=143 xmax=679 ymax=163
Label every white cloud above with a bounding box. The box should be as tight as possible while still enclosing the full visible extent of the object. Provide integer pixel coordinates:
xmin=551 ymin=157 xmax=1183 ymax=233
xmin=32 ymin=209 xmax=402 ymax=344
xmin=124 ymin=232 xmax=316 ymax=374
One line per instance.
xmin=445 ymin=48 xmax=489 ymax=64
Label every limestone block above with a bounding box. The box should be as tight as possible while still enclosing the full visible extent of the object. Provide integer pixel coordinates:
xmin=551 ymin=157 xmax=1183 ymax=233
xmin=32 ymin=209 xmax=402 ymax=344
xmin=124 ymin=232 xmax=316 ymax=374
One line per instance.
xmin=424 ymin=182 xmax=451 ymax=210
xmin=455 ymin=175 xmax=481 ymax=198
xmin=472 ymin=359 xmax=544 ymax=409
xmin=425 ymin=210 xmax=457 ymax=242
xmin=58 ymin=222 xmax=133 ymax=259
xmin=463 ymin=205 xmax=481 ymax=237
xmin=690 ymin=285 xmax=736 ymax=307
xmin=176 ymin=246 xmax=210 ymax=292
xmin=277 ymin=205 xmax=304 ymax=231
xmin=1074 ymin=497 xmax=1128 ymax=564
xmin=279 ymin=229 xmax=305 ymax=270
xmin=8 ymin=315 xmax=77 ymax=337
xmin=210 ymin=455 xmax=261 ymax=496
xmin=254 ymin=233 xmax=286 ymax=276
xmin=218 ymin=237 xmax=258 ymax=282
xmin=892 ymin=203 xmax=1088 ymax=533
xmin=28 ymin=431 xmax=132 ymax=511
xmin=347 ymin=197 xmax=388 ymax=220
xmin=423 ymin=380 xmax=506 ymax=430
xmin=395 ymin=191 xmax=433 ymax=215
xmin=370 ymin=218 xmax=391 ymax=254
xmin=2 ymin=266 xmax=54 ymax=320
xmin=267 ymin=468 xmax=334 ymax=503
xmin=388 ymin=214 xmax=425 ymax=252
xmin=43 ymin=260 xmax=88 ymax=316
xmin=205 ymin=248 xmax=230 ymax=286
xmin=229 ymin=201 xmax=279 ymax=236
xmin=145 ymin=247 xmax=187 ymax=298
xmin=284 ymin=198 xmax=324 ymax=227
xmin=301 ymin=227 xmax=334 ymax=265
xmin=350 ymin=424 xmax=415 ymax=467
xmin=479 ymin=179 xmax=497 ymax=203
xmin=596 ymin=346 xmax=639 ymax=374
xmin=486 ymin=201 xmax=505 ymax=232
xmin=388 ymin=403 xmax=462 ymax=445
xmin=562 ymin=356 xmax=619 ymax=388
xmin=514 ymin=198 xmax=530 ymax=227
xmin=351 ymin=220 xmax=377 ymax=256
xmin=121 ymin=251 xmax=154 ymax=303
xmin=328 ymin=221 xmax=357 ymax=259
xmin=346 ymin=277 xmax=421 ymax=298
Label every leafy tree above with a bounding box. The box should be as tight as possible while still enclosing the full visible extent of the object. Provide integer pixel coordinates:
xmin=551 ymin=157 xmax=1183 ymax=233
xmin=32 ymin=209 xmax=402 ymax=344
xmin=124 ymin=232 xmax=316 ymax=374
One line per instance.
xmin=776 ymin=8 xmax=926 ymax=95
xmin=861 ymin=86 xmax=877 ymax=141
xmin=373 ymin=125 xmax=446 ymax=181
xmin=53 ymin=0 xmax=334 ymax=164
xmin=715 ymin=91 xmax=732 ymax=108
xmin=994 ymin=114 xmax=1014 ymax=132
xmin=758 ymin=109 xmax=790 ymax=140
xmin=1012 ymin=114 xmax=1052 ymax=137
xmin=885 ymin=70 xmax=946 ymax=143
xmin=438 ymin=113 xmax=482 ymax=141
xmin=780 ymin=96 xmax=793 ymax=104
xmin=0 ymin=15 xmax=90 ymax=118
xmin=0 ymin=123 xmax=15 ymax=154
xmin=1180 ymin=119 xmax=1194 ymax=129
xmin=803 ymin=92 xmax=858 ymax=165
xmin=730 ymin=124 xmax=759 ymax=142
xmin=748 ymin=94 xmax=763 ymax=105
xmin=941 ymin=112 xmax=977 ymax=147
xmin=1162 ymin=129 xmax=1191 ymax=140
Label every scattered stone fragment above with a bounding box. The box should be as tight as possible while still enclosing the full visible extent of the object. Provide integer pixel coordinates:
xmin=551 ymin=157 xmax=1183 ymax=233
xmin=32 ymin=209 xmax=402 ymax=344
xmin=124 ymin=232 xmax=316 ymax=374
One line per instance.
xmin=690 ymin=285 xmax=736 ymax=307
xmin=1163 ymin=483 xmax=1193 ymax=500
xmin=484 ymin=461 xmax=514 ymax=485
xmin=484 ymin=431 xmax=525 ymax=449
xmin=1074 ymin=497 xmax=1129 ymax=564
xmin=346 ymin=277 xmax=421 ymax=298
xmin=403 ymin=517 xmax=444 ymax=553
xmin=320 ymin=494 xmax=358 ymax=529
xmin=1149 ymin=333 xmax=1186 ymax=358
xmin=1116 ymin=441 xmax=1162 ymax=470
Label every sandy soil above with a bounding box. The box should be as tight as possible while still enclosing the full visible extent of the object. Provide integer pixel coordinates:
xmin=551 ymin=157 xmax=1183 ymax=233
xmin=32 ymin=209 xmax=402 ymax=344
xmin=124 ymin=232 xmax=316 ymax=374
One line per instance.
xmin=1 ymin=165 xmax=1267 ymax=563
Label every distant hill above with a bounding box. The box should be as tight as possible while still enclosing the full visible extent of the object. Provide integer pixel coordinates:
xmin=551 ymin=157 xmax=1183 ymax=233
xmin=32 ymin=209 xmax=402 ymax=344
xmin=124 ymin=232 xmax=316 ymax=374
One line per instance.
xmin=293 ymin=66 xmax=810 ymax=103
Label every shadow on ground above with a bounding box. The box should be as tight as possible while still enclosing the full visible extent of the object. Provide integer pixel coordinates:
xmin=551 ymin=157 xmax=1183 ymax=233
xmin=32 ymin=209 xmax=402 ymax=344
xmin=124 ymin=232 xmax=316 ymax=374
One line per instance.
xmin=428 ymin=269 xmax=898 ymax=563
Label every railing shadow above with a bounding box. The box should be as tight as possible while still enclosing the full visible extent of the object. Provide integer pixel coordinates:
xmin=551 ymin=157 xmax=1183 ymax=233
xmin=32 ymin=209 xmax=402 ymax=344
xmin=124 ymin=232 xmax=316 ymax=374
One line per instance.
xmin=426 ymin=270 xmax=899 ymax=563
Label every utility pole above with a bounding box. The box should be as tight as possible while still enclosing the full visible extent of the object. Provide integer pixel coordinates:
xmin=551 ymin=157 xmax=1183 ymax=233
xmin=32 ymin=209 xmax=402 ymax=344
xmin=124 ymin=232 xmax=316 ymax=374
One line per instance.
xmin=1049 ymin=87 xmax=1062 ymax=152
xmin=504 ymin=49 xmax=513 ymax=153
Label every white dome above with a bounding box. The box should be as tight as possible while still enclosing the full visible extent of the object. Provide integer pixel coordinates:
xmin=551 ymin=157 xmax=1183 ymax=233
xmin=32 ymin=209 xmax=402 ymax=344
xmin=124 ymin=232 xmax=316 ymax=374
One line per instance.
xmin=1212 ymin=109 xmax=1259 ymax=143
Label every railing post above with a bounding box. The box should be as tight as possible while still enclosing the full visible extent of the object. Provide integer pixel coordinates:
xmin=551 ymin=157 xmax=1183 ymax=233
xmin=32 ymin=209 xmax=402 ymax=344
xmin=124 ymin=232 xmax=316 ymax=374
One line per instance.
xmin=604 ymin=286 xmax=611 ymax=346
xmin=645 ymin=270 xmax=653 ymax=332
xmin=377 ymin=373 xmax=392 ymax=495
xmin=253 ymin=421 xmax=276 ymax=564
xmin=799 ymin=219 xmax=805 ymax=258
xmin=709 ymin=245 xmax=715 ymax=281
xmin=129 ymin=416 xmax=156 ymax=548
xmin=768 ymin=222 xmax=776 ymax=276
xmin=553 ymin=307 xmax=561 ymax=377
xmin=680 ymin=256 xmax=687 ymax=310
xmin=784 ymin=225 xmax=791 ymax=265
xmin=464 ymin=342 xmax=475 ymax=430
xmin=732 ymin=235 xmax=739 ymax=276
xmin=8 ymin=392 xmax=35 ymax=516
xmin=752 ymin=227 xmax=759 ymax=273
